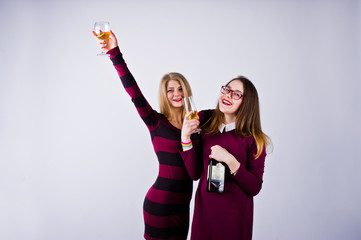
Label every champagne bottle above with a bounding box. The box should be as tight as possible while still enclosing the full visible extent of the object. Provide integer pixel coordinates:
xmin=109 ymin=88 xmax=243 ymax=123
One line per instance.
xmin=207 ymin=158 xmax=225 ymax=193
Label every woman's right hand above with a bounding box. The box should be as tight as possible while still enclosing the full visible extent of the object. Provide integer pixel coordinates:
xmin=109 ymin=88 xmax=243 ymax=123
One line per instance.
xmin=181 ymin=111 xmax=200 ymax=142
xmin=92 ymin=30 xmax=118 ymax=52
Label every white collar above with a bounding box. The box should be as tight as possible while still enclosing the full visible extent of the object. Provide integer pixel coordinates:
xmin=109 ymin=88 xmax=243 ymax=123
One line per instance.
xmin=219 ymin=122 xmax=236 ymax=133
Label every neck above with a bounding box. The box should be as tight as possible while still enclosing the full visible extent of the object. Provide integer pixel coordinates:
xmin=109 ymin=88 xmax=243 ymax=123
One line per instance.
xmin=223 ymin=113 xmax=236 ymax=125
xmin=169 ymin=114 xmax=182 ymax=124
xmin=168 ymin=107 xmax=183 ymax=127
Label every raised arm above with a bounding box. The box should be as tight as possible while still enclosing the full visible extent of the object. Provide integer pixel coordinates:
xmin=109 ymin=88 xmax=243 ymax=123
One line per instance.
xmin=93 ymin=31 xmax=159 ymax=130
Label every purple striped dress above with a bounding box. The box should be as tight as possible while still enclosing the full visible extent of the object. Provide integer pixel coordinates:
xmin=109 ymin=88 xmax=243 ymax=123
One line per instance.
xmin=107 ymin=47 xmax=208 ymax=240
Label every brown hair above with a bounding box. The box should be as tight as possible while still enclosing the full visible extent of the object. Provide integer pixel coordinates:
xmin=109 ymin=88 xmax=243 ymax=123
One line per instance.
xmin=158 ymin=72 xmax=192 ymax=119
xmin=204 ymin=76 xmax=271 ymax=159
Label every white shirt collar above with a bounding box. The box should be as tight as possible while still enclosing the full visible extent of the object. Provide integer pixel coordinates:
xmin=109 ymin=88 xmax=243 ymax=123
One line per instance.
xmin=219 ymin=122 xmax=236 ymax=133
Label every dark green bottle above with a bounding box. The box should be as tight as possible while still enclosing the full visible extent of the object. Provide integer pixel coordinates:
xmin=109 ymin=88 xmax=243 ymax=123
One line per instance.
xmin=207 ymin=158 xmax=225 ymax=193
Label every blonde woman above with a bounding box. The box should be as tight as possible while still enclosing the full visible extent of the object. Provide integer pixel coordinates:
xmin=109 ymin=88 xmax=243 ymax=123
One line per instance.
xmin=94 ymin=31 xmax=206 ymax=240
xmin=181 ymin=76 xmax=271 ymax=240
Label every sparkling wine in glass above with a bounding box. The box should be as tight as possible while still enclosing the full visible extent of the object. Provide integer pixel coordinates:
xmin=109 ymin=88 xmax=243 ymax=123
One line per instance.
xmin=93 ymin=21 xmax=110 ymax=56
xmin=183 ymin=96 xmax=201 ymax=133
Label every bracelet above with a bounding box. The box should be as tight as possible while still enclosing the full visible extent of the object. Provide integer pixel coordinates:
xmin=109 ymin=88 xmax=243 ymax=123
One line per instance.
xmin=181 ymin=141 xmax=192 ymax=148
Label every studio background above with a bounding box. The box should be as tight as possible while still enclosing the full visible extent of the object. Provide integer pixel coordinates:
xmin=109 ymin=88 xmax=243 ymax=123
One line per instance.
xmin=1 ymin=0 xmax=360 ymax=239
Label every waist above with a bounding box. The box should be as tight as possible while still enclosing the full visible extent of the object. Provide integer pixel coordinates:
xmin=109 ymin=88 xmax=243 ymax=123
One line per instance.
xmin=153 ymin=176 xmax=193 ymax=193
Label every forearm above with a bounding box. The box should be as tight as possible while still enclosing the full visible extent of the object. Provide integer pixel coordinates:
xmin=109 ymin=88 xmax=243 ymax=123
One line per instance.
xmin=232 ymin=165 xmax=264 ymax=196
xmin=224 ymin=155 xmax=241 ymax=175
xmin=179 ymin=147 xmax=202 ymax=180
xmin=232 ymin=152 xmax=266 ymax=196
xmin=108 ymin=47 xmax=129 ymax=78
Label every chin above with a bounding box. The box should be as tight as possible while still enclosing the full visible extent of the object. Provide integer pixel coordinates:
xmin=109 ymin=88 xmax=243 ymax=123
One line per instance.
xmin=171 ymin=104 xmax=183 ymax=108
xmin=220 ymin=106 xmax=236 ymax=115
xmin=219 ymin=105 xmax=229 ymax=113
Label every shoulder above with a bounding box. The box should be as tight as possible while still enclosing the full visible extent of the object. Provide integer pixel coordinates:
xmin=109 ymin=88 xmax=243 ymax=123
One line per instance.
xmin=158 ymin=112 xmax=173 ymax=125
xmin=240 ymin=135 xmax=255 ymax=148
xmin=243 ymin=135 xmax=267 ymax=158
xmin=228 ymin=134 xmax=256 ymax=152
xmin=147 ymin=107 xmax=163 ymax=119
xmin=158 ymin=112 xmax=166 ymax=119
xmin=198 ymin=109 xmax=214 ymax=123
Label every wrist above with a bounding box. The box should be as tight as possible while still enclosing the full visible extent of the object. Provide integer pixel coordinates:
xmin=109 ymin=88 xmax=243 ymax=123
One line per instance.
xmin=230 ymin=162 xmax=240 ymax=176
xmin=181 ymin=135 xmax=191 ymax=143
xmin=225 ymin=154 xmax=235 ymax=165
xmin=181 ymin=140 xmax=193 ymax=152
xmin=226 ymin=155 xmax=240 ymax=173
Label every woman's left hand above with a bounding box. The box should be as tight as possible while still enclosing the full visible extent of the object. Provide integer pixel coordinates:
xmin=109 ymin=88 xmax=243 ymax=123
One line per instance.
xmin=209 ymin=145 xmax=232 ymax=164
xmin=209 ymin=145 xmax=241 ymax=174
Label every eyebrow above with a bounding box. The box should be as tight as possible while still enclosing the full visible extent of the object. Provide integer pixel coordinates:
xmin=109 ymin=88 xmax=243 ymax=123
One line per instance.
xmin=226 ymin=86 xmax=242 ymax=92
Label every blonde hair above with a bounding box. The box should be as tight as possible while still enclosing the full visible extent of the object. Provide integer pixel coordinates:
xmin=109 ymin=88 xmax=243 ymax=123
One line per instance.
xmin=204 ymin=76 xmax=272 ymax=159
xmin=158 ymin=72 xmax=193 ymax=119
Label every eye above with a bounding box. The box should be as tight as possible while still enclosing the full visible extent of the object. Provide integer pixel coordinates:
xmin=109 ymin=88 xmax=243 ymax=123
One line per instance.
xmin=234 ymin=91 xmax=242 ymax=99
xmin=179 ymin=87 xmax=183 ymax=92
xmin=167 ymin=89 xmax=173 ymax=92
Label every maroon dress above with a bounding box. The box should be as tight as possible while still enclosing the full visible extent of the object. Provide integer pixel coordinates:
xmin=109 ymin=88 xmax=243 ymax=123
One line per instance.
xmin=108 ymin=47 xmax=210 ymax=240
xmin=181 ymin=126 xmax=267 ymax=240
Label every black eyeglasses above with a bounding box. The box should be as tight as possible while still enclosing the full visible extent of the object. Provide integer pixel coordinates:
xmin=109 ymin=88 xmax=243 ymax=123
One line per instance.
xmin=220 ymin=86 xmax=243 ymax=100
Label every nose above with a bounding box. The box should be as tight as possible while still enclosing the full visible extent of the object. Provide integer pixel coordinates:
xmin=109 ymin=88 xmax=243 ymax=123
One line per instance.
xmin=225 ymin=90 xmax=233 ymax=98
xmin=174 ymin=89 xmax=181 ymax=97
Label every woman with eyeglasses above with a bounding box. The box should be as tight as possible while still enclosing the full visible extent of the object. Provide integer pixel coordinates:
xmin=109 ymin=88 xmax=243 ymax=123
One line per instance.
xmin=180 ymin=76 xmax=271 ymax=240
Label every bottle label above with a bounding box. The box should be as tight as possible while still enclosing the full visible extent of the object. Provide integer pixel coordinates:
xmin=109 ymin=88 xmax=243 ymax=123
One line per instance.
xmin=211 ymin=163 xmax=225 ymax=181
xmin=207 ymin=160 xmax=225 ymax=193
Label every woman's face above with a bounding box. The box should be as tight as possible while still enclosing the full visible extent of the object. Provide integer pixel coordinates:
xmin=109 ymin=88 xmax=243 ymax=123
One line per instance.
xmin=167 ymin=79 xmax=184 ymax=108
xmin=219 ymin=80 xmax=244 ymax=117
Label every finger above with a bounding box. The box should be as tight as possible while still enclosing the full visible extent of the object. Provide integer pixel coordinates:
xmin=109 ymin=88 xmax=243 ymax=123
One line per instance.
xmin=187 ymin=119 xmax=199 ymax=126
xmin=110 ymin=30 xmax=116 ymax=39
xmin=92 ymin=31 xmax=97 ymax=37
xmin=184 ymin=111 xmax=193 ymax=120
xmin=110 ymin=30 xmax=119 ymax=47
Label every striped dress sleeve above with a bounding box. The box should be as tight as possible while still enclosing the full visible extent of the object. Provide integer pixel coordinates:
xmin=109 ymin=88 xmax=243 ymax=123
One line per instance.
xmin=107 ymin=47 xmax=159 ymax=131
xmin=179 ymin=110 xmax=214 ymax=180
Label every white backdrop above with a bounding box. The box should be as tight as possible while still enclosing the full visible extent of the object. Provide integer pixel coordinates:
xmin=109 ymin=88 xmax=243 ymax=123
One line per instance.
xmin=1 ymin=0 xmax=360 ymax=239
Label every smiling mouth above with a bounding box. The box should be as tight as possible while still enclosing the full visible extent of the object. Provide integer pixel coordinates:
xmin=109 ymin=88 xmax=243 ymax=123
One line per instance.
xmin=173 ymin=98 xmax=182 ymax=102
xmin=222 ymin=99 xmax=232 ymax=106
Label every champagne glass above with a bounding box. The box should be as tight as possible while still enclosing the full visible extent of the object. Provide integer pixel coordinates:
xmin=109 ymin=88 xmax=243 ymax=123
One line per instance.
xmin=93 ymin=21 xmax=111 ymax=56
xmin=183 ymin=96 xmax=201 ymax=133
